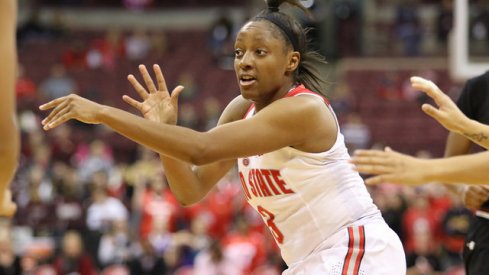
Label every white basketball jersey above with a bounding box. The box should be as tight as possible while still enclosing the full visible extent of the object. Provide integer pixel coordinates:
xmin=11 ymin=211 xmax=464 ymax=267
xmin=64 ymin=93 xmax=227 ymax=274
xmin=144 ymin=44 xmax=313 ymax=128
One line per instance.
xmin=237 ymin=85 xmax=382 ymax=266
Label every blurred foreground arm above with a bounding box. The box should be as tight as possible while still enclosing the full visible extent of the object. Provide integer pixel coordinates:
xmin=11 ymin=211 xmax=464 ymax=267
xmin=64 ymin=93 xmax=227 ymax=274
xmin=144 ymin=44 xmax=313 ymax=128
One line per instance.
xmin=0 ymin=0 xmax=20 ymax=216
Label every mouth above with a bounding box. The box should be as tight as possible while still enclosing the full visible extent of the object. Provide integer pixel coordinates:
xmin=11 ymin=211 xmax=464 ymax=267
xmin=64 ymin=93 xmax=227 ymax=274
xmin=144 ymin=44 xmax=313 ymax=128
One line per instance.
xmin=239 ymin=75 xmax=257 ymax=88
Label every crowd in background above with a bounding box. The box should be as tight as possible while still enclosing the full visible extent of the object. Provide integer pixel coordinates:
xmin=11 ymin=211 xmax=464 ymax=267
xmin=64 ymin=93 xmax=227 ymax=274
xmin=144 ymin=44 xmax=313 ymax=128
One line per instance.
xmin=1 ymin=0 xmax=489 ymax=274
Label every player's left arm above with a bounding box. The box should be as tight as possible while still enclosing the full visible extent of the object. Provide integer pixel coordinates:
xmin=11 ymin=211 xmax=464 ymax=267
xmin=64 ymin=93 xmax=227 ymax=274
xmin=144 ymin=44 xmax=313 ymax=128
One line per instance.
xmin=40 ymin=93 xmax=336 ymax=165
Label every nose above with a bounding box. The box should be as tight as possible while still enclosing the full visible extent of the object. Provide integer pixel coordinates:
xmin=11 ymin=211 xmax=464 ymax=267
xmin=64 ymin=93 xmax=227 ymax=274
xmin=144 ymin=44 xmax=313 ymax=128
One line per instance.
xmin=238 ymin=51 xmax=253 ymax=69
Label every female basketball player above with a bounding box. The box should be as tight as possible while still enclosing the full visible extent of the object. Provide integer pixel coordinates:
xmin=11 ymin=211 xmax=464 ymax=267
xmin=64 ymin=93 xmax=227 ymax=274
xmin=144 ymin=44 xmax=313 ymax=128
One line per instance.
xmin=40 ymin=0 xmax=406 ymax=273
xmin=0 ymin=0 xmax=19 ymax=217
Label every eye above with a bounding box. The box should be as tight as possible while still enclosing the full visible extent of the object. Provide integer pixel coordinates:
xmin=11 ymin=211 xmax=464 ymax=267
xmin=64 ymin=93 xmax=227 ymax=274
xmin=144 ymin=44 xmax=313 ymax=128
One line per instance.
xmin=234 ymin=49 xmax=244 ymax=58
xmin=256 ymin=49 xmax=267 ymax=56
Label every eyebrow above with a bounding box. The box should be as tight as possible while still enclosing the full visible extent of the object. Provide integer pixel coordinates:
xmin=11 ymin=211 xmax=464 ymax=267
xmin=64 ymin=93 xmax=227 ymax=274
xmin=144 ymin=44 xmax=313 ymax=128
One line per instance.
xmin=235 ymin=35 xmax=269 ymax=46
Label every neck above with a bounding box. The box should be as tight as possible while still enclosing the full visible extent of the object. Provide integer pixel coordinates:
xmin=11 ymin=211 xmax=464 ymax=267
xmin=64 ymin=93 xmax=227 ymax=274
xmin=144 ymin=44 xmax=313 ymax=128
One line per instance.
xmin=254 ymin=80 xmax=296 ymax=112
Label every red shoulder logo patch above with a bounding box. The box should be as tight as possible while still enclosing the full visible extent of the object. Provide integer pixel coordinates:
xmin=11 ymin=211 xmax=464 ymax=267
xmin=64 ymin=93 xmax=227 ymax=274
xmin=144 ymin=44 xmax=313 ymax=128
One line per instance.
xmin=242 ymin=158 xmax=249 ymax=166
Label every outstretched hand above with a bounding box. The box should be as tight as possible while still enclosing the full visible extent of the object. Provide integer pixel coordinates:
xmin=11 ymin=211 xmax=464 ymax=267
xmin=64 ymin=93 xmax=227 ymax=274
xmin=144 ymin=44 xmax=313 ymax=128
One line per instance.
xmin=40 ymin=94 xmax=103 ymax=130
xmin=123 ymin=64 xmax=184 ymax=125
xmin=410 ymin=76 xmax=469 ymax=133
xmin=351 ymin=147 xmax=429 ymax=185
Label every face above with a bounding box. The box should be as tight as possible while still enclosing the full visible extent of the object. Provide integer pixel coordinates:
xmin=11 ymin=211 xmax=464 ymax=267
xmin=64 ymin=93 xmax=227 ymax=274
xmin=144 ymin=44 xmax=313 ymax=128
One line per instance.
xmin=234 ymin=21 xmax=298 ymax=101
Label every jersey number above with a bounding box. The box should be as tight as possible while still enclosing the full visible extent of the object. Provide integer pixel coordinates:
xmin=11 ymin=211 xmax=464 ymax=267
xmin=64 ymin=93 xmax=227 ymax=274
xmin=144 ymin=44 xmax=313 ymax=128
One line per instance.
xmin=257 ymin=205 xmax=284 ymax=244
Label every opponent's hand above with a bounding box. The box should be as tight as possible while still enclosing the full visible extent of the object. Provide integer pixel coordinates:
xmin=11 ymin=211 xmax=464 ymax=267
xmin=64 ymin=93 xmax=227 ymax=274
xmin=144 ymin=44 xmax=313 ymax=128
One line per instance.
xmin=410 ymin=76 xmax=469 ymax=134
xmin=351 ymin=147 xmax=429 ymax=185
xmin=123 ymin=64 xmax=184 ymax=125
xmin=462 ymin=185 xmax=489 ymax=210
xmin=39 ymin=94 xmax=103 ymax=130
xmin=0 ymin=190 xmax=16 ymax=217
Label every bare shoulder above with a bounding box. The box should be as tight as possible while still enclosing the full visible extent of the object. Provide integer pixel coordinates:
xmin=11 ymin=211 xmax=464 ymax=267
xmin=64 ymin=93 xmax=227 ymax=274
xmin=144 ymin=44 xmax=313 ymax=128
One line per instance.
xmin=217 ymin=95 xmax=253 ymax=125
xmin=257 ymin=95 xmax=337 ymax=152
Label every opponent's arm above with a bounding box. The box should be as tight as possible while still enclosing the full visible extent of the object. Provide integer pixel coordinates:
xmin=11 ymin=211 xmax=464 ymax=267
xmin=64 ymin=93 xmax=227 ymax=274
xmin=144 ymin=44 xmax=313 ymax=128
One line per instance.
xmin=0 ymin=0 xmax=20 ymax=216
xmin=412 ymin=76 xmax=489 ymax=208
xmin=352 ymin=148 xmax=489 ymax=185
xmin=411 ymin=76 xmax=489 ymax=149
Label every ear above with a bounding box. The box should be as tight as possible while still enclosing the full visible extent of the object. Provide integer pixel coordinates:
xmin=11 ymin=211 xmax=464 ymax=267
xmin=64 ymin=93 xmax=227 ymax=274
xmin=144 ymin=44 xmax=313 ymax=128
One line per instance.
xmin=286 ymin=51 xmax=300 ymax=72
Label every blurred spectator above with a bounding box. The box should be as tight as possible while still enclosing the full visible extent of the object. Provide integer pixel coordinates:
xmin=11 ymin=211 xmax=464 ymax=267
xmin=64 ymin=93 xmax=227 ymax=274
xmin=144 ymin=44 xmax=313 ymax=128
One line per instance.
xmin=149 ymin=31 xmax=168 ymax=58
xmin=406 ymin=231 xmax=443 ymax=275
xmin=395 ymin=0 xmax=422 ymax=56
xmin=403 ymin=192 xmax=439 ymax=254
xmin=194 ymin=240 xmax=241 ymax=275
xmin=469 ymin=1 xmax=489 ymax=55
xmin=179 ymin=104 xmax=200 ymax=130
xmin=330 ymin=80 xmax=353 ymax=118
xmin=15 ymin=64 xmax=37 ymax=108
xmin=85 ymin=176 xmax=128 ymax=262
xmin=76 ymin=140 xmax=114 ymax=184
xmin=377 ymin=71 xmax=403 ymax=100
xmin=333 ymin=0 xmax=361 ymax=57
xmin=53 ymin=231 xmax=97 ymax=275
xmin=185 ymin=170 xmax=241 ymax=238
xmin=98 ymin=219 xmax=130 ymax=268
xmin=341 ymin=112 xmax=371 ymax=154
xmin=17 ymin=11 xmax=58 ymax=46
xmin=209 ymin=12 xmax=235 ymax=67
xmin=177 ymin=72 xmax=198 ymax=102
xmin=146 ymin=219 xmax=172 ymax=256
xmin=133 ymin=171 xmax=178 ymax=239
xmin=127 ymin=238 xmax=166 ymax=275
xmin=436 ymin=0 xmax=453 ymax=46
xmin=49 ymin=125 xmax=77 ymax=164
xmin=15 ymin=165 xmax=56 ymax=236
xmin=125 ymin=28 xmax=151 ymax=62
xmin=203 ymin=97 xmax=222 ymax=131
xmin=0 ymin=227 xmax=22 ymax=275
xmin=53 ymin=164 xmax=85 ymax=234
xmin=86 ymin=173 xmax=128 ymax=233
xmin=222 ymin=215 xmax=266 ymax=274
xmin=39 ymin=64 xmax=77 ymax=101
xmin=86 ymin=29 xmax=125 ymax=71
xmin=373 ymin=185 xmax=407 ymax=240
xmin=62 ymin=40 xmax=88 ymax=70
xmin=441 ymin=194 xmax=472 ymax=269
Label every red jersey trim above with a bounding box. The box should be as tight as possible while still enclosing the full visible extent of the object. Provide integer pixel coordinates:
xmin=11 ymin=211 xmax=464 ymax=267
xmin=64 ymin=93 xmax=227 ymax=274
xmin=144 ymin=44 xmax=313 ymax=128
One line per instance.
xmin=243 ymin=104 xmax=255 ymax=119
xmin=241 ymin=84 xmax=329 ymax=119
xmin=286 ymin=84 xmax=330 ymax=105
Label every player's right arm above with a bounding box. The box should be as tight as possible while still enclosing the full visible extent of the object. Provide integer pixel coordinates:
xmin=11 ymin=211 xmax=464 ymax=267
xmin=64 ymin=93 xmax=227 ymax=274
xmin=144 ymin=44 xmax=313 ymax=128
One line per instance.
xmin=0 ymin=0 xmax=20 ymax=216
xmin=159 ymin=96 xmax=250 ymax=206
